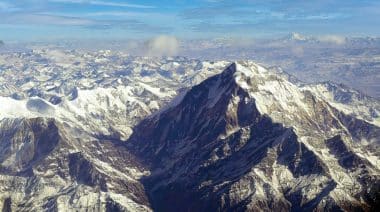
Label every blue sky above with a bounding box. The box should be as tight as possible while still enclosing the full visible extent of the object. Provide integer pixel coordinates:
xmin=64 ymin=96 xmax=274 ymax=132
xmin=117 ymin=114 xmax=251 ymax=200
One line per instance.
xmin=0 ymin=0 xmax=380 ymax=41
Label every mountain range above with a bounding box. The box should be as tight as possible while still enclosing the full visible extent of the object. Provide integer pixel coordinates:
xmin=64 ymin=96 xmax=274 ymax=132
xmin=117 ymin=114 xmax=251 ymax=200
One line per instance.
xmin=0 ymin=53 xmax=379 ymax=211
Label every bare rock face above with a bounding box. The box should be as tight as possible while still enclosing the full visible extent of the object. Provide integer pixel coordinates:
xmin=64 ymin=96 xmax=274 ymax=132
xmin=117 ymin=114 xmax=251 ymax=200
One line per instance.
xmin=0 ymin=117 xmax=151 ymax=211
xmin=128 ymin=62 xmax=380 ymax=211
xmin=0 ymin=118 xmax=60 ymax=176
xmin=1 ymin=197 xmax=11 ymax=212
xmin=68 ymin=152 xmax=108 ymax=191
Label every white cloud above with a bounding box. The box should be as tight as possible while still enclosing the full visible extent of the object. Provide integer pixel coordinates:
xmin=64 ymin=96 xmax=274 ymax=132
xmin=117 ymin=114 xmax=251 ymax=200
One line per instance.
xmin=0 ymin=2 xmax=19 ymax=12
xmin=145 ymin=35 xmax=180 ymax=57
xmin=50 ymin=0 xmax=154 ymax=9
xmin=0 ymin=2 xmax=11 ymax=9
xmin=91 ymin=0 xmax=154 ymax=8
xmin=317 ymin=35 xmax=346 ymax=45
xmin=0 ymin=14 xmax=93 ymax=26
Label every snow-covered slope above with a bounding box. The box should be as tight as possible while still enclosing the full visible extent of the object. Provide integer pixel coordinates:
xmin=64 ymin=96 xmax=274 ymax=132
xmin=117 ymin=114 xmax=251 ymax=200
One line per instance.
xmin=0 ymin=117 xmax=151 ymax=211
xmin=0 ymin=50 xmax=379 ymax=211
xmin=128 ymin=62 xmax=380 ymax=211
xmin=0 ymin=50 xmax=231 ymax=211
xmin=0 ymin=49 xmax=229 ymax=139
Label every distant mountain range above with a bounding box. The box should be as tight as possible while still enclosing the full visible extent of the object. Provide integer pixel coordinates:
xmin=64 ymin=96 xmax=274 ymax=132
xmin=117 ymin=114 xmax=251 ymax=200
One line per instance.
xmin=272 ymin=32 xmax=380 ymax=44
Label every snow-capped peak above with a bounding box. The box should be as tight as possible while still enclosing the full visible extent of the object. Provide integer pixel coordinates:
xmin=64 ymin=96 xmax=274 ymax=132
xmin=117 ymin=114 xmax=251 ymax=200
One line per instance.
xmin=289 ymin=32 xmax=308 ymax=41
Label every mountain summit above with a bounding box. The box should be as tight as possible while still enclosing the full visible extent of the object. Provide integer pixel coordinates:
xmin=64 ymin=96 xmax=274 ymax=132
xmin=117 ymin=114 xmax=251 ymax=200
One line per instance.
xmin=128 ymin=61 xmax=380 ymax=211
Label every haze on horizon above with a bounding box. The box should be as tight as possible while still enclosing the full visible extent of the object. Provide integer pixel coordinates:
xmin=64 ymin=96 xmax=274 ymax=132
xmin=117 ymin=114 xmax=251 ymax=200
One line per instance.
xmin=0 ymin=0 xmax=380 ymax=42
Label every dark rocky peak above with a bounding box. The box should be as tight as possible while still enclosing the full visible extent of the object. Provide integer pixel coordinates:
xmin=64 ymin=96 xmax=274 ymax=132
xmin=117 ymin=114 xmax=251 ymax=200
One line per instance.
xmin=125 ymin=61 xmax=380 ymax=211
xmin=128 ymin=62 xmax=263 ymax=164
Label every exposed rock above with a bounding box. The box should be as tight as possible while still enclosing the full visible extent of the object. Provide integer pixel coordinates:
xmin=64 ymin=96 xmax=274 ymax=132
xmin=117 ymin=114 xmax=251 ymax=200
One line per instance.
xmin=128 ymin=62 xmax=380 ymax=211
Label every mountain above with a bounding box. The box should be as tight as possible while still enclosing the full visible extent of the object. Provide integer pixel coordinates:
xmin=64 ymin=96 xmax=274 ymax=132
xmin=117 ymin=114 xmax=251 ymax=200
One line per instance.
xmin=128 ymin=62 xmax=380 ymax=211
xmin=0 ymin=117 xmax=152 ymax=211
xmin=0 ymin=52 xmax=228 ymax=211
xmin=0 ymin=49 xmax=229 ymax=139
xmin=0 ymin=56 xmax=379 ymax=211
xmin=281 ymin=32 xmax=312 ymax=42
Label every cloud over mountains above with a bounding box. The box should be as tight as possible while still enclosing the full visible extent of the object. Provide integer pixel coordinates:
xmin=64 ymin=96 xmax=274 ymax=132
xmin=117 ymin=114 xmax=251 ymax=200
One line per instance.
xmin=145 ymin=35 xmax=180 ymax=57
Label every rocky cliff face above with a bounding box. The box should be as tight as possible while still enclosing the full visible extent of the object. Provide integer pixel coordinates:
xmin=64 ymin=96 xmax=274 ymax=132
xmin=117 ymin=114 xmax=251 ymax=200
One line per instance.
xmin=0 ymin=117 xmax=151 ymax=211
xmin=0 ymin=60 xmax=379 ymax=211
xmin=128 ymin=62 xmax=380 ymax=211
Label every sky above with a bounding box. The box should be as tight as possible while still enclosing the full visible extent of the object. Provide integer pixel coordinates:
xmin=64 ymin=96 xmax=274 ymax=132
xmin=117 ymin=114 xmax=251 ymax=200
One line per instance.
xmin=0 ymin=0 xmax=380 ymax=42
